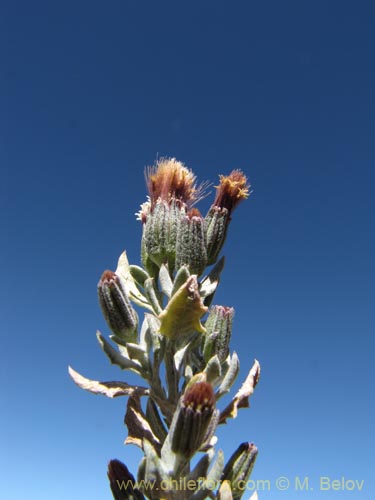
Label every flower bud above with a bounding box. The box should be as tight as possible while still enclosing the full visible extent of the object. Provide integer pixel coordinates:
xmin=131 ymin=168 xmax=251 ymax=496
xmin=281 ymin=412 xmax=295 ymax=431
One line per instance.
xmin=203 ymin=306 xmax=234 ymax=363
xmin=205 ymin=206 xmax=230 ymax=265
xmin=171 ymin=382 xmax=216 ymax=458
xmin=140 ymin=233 xmax=160 ymax=278
xmin=141 ymin=199 xmax=185 ymax=269
xmin=222 ymin=442 xmax=258 ymax=500
xmin=98 ymin=270 xmax=138 ymax=343
xmin=107 ymin=459 xmax=144 ymax=500
xmin=175 ymin=208 xmax=207 ymax=276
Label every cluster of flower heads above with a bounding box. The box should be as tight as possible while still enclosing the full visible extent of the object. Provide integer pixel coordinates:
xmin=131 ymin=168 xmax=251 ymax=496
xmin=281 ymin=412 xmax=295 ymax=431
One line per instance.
xmin=137 ymin=158 xmax=250 ymax=277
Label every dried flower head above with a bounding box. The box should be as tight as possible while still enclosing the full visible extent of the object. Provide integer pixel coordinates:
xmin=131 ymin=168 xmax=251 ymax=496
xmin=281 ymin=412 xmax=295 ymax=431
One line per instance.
xmin=213 ymin=170 xmax=250 ymax=215
xmin=146 ymin=158 xmax=206 ymax=208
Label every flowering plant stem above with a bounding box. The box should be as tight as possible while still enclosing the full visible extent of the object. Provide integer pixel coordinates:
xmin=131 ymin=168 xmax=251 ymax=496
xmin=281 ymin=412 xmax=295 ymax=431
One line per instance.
xmin=69 ymin=159 xmax=260 ymax=500
xmin=165 ymin=341 xmax=179 ymax=403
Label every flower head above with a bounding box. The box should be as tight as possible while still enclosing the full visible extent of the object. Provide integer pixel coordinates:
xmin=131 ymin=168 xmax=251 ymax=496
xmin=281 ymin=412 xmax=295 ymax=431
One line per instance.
xmin=146 ymin=158 xmax=206 ymax=209
xmin=140 ymin=159 xmax=208 ymax=271
xmin=170 ymin=381 xmax=216 ymax=458
xmin=205 ymin=170 xmax=251 ymax=265
xmin=182 ymin=381 xmax=215 ymax=410
xmin=213 ymin=170 xmax=250 ymax=215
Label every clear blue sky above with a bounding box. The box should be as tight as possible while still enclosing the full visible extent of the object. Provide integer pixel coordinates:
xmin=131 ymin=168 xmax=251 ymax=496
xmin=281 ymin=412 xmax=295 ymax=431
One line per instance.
xmin=2 ymin=1 xmax=374 ymax=499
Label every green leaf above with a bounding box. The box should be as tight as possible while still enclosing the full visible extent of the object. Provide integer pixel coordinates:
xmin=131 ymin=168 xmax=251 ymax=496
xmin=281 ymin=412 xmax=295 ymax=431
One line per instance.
xmin=173 ymin=341 xmax=191 ymax=372
xmin=192 ymin=450 xmax=225 ymax=500
xmin=217 ymin=481 xmax=233 ymax=500
xmin=144 ymin=278 xmax=163 ymax=315
xmin=158 ymin=276 xmax=207 ymax=338
xmin=204 ymin=355 xmax=222 ymax=384
xmin=139 ymin=317 xmax=151 ymax=352
xmin=207 ymin=449 xmax=225 ymax=483
xmin=171 ymin=265 xmax=190 ymax=296
xmin=144 ymin=313 xmax=163 ymax=354
xmin=126 ymin=343 xmax=149 ymax=371
xmin=143 ymin=439 xmax=168 ymax=493
xmin=187 ymin=448 xmax=215 ymax=482
xmin=216 ymin=352 xmax=240 ymax=400
xmin=97 ymin=331 xmax=143 ymax=374
xmin=159 ymin=264 xmax=173 ymax=298
xmin=116 ymin=251 xmax=154 ymax=312
xmin=129 ymin=264 xmax=150 ymax=287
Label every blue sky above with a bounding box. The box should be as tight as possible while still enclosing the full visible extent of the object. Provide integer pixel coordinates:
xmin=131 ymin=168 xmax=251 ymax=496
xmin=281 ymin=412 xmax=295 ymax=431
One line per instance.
xmin=2 ymin=1 xmax=375 ymax=499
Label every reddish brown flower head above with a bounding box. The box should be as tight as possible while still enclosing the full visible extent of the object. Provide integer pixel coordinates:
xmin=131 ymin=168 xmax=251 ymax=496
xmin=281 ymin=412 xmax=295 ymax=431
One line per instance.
xmin=183 ymin=381 xmax=215 ymax=412
xmin=186 ymin=207 xmax=202 ymax=220
xmin=99 ymin=270 xmax=117 ymax=284
xmin=213 ymin=170 xmax=250 ymax=215
xmin=145 ymin=158 xmax=205 ymax=208
xmin=172 ymin=381 xmax=216 ymax=458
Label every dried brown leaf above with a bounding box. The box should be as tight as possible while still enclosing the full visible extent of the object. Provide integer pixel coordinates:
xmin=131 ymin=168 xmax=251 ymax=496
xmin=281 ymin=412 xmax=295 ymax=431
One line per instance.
xmin=68 ymin=366 xmax=149 ymax=398
xmin=219 ymin=359 xmax=260 ymax=424
xmin=124 ymin=394 xmax=161 ymax=452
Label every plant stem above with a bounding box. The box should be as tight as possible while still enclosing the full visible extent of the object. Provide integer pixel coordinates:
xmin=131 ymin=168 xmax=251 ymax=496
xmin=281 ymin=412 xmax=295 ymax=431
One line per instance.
xmin=165 ymin=340 xmax=179 ymax=404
